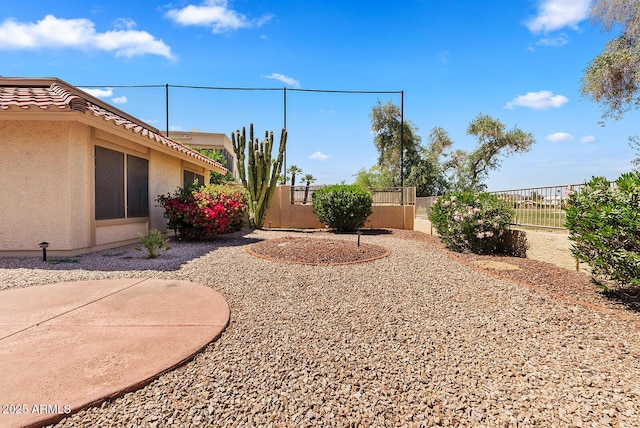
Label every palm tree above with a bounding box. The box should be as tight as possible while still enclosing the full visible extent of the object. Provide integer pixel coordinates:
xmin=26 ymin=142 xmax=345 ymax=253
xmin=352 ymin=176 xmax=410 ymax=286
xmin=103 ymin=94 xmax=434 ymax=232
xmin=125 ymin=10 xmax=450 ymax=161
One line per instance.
xmin=287 ymin=165 xmax=303 ymax=204
xmin=302 ymin=174 xmax=316 ymax=204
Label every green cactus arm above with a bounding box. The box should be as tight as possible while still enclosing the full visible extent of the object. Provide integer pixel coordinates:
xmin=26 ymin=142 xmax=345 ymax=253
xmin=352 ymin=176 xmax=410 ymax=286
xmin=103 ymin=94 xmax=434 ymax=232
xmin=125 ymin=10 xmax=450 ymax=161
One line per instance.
xmin=231 ymin=129 xmax=247 ymax=189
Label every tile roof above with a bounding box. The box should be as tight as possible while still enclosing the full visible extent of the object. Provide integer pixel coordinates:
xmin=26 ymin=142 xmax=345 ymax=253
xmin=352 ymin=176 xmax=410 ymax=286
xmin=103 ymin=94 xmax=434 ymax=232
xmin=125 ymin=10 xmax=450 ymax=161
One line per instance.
xmin=0 ymin=77 xmax=227 ymax=173
xmin=0 ymin=83 xmax=86 ymax=112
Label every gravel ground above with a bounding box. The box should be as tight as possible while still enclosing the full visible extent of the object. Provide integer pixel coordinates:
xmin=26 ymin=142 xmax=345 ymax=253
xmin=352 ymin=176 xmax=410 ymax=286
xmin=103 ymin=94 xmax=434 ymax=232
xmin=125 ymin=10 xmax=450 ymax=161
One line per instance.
xmin=2 ymin=229 xmax=640 ymax=427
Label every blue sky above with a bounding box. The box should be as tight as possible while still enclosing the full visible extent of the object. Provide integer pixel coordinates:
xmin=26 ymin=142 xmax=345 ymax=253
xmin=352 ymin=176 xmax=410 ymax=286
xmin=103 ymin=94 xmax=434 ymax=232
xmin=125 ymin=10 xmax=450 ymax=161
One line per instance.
xmin=1 ymin=0 xmax=638 ymax=190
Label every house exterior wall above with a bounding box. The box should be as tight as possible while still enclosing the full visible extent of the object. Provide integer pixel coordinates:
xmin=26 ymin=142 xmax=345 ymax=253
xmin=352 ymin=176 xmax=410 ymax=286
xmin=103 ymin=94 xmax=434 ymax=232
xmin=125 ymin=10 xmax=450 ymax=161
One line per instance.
xmin=0 ymin=120 xmax=92 ymax=253
xmin=148 ymin=150 xmax=182 ymax=233
xmin=0 ymin=119 xmax=212 ymax=256
xmin=67 ymin=121 xmax=93 ymax=250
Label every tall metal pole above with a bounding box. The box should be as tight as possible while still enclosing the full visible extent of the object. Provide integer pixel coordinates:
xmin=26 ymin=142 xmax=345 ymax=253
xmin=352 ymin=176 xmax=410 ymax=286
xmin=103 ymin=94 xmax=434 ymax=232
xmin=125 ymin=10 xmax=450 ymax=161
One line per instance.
xmin=283 ymin=87 xmax=287 ymax=184
xmin=400 ymin=90 xmax=404 ymax=189
xmin=165 ymin=84 xmax=169 ymax=136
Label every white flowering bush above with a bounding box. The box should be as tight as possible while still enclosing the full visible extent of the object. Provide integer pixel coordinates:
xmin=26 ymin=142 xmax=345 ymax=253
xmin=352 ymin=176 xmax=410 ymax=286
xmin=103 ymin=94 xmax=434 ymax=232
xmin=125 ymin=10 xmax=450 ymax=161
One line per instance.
xmin=429 ymin=192 xmax=514 ymax=254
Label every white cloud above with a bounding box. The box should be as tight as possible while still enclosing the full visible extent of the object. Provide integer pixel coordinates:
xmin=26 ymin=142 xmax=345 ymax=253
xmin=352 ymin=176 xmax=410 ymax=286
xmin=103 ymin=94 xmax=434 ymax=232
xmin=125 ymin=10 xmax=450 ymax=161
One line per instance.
xmin=526 ymin=0 xmax=591 ymax=33
xmin=505 ymin=90 xmax=568 ymax=110
xmin=310 ymin=151 xmax=330 ymax=160
xmin=79 ymin=87 xmax=113 ymax=98
xmin=581 ymin=135 xmax=596 ymax=143
xmin=79 ymin=88 xmax=128 ymax=105
xmin=166 ymin=0 xmax=272 ymax=33
xmin=264 ymin=73 xmax=300 ymax=88
xmin=545 ymin=132 xmax=574 ymax=142
xmin=113 ymin=18 xmax=136 ymax=30
xmin=532 ymin=33 xmax=569 ymax=48
xmin=0 ymin=15 xmax=173 ymax=59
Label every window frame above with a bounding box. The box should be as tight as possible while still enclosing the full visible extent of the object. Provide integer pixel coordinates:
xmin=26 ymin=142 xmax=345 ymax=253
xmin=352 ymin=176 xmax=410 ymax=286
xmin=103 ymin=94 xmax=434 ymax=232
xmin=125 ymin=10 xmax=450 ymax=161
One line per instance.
xmin=95 ymin=145 xmax=149 ymax=221
xmin=183 ymin=169 xmax=205 ymax=188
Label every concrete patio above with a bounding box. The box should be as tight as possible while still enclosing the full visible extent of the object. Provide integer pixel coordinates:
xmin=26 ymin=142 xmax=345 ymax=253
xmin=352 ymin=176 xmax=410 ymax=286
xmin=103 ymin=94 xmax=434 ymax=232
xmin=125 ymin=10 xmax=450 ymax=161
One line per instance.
xmin=0 ymin=278 xmax=229 ymax=428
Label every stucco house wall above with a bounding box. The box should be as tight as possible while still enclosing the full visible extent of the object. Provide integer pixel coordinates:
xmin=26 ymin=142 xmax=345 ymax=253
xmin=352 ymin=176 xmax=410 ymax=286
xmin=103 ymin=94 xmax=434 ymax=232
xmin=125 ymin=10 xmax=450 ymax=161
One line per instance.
xmin=0 ymin=120 xmax=91 ymax=251
xmin=0 ymin=77 xmax=226 ymax=256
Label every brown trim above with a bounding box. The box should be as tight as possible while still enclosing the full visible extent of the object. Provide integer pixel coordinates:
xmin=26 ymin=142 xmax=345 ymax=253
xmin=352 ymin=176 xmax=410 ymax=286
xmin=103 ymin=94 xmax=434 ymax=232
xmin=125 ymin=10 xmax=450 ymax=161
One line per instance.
xmin=95 ymin=136 xmax=149 ymax=157
xmin=90 ymin=127 xmax=97 ymax=248
xmin=95 ymin=217 xmax=149 ymax=227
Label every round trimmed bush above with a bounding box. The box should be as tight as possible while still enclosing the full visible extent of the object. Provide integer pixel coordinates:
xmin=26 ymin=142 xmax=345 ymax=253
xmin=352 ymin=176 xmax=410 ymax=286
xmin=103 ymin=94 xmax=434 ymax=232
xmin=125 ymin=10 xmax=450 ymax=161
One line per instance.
xmin=312 ymin=184 xmax=373 ymax=232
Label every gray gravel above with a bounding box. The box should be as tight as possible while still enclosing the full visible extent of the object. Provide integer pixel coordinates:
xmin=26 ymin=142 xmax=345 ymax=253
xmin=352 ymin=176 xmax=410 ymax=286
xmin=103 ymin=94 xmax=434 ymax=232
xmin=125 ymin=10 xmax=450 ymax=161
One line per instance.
xmin=2 ymin=229 xmax=640 ymax=427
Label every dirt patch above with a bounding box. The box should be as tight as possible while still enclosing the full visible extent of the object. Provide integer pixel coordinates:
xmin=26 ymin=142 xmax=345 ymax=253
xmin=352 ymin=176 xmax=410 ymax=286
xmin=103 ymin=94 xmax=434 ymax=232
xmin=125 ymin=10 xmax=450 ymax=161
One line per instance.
xmin=247 ymin=236 xmax=390 ymax=265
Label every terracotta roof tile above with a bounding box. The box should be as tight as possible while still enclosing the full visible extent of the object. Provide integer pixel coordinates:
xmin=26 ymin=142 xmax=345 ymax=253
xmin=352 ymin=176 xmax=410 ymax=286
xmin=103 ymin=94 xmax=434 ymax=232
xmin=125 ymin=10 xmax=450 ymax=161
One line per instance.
xmin=0 ymin=85 xmax=77 ymax=110
xmin=0 ymin=78 xmax=226 ymax=172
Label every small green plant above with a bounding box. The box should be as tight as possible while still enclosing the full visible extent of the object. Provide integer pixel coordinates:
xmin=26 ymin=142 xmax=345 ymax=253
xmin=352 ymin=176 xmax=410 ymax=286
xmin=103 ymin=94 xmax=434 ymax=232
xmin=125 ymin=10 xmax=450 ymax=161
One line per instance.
xmin=564 ymin=172 xmax=640 ymax=291
xmin=135 ymin=229 xmax=172 ymax=259
xmin=429 ymin=192 xmax=514 ymax=254
xmin=312 ymin=184 xmax=373 ymax=232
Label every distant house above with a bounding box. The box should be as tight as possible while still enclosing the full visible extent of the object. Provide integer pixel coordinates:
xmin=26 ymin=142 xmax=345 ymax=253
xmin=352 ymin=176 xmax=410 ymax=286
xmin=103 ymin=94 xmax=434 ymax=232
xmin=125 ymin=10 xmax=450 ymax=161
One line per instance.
xmin=169 ymin=131 xmax=239 ymax=180
xmin=0 ymin=77 xmax=227 ymax=256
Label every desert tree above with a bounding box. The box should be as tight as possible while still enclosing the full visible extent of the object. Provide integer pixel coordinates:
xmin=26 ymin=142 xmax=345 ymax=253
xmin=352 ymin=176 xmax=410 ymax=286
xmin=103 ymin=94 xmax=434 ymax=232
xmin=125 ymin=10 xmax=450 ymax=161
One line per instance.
xmin=369 ymin=100 xmax=421 ymax=186
xmin=582 ymin=0 xmax=640 ymax=120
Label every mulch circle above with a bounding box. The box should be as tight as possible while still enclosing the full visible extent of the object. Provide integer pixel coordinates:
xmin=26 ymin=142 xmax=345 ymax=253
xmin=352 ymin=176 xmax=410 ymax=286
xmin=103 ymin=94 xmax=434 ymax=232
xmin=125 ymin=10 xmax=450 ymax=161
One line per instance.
xmin=247 ymin=236 xmax=391 ymax=265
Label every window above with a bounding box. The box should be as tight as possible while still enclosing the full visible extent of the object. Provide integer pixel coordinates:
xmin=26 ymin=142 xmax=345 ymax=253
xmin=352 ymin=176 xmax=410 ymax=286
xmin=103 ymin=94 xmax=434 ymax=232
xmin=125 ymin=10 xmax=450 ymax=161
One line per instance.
xmin=127 ymin=155 xmax=149 ymax=217
xmin=95 ymin=147 xmax=124 ymax=219
xmin=221 ymin=149 xmax=234 ymax=174
xmin=184 ymin=170 xmax=205 ymax=187
xmin=95 ymin=146 xmax=148 ymax=220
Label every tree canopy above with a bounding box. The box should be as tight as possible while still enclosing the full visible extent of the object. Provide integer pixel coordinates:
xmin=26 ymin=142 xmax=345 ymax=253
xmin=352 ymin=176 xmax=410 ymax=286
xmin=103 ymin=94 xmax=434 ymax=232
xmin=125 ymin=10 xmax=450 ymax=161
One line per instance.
xmin=189 ymin=146 xmax=236 ymax=184
xmin=362 ymin=102 xmax=535 ymax=195
xmin=581 ymin=0 xmax=640 ymax=119
xmin=459 ymin=114 xmax=535 ymax=191
xmin=369 ymin=100 xmax=420 ymax=186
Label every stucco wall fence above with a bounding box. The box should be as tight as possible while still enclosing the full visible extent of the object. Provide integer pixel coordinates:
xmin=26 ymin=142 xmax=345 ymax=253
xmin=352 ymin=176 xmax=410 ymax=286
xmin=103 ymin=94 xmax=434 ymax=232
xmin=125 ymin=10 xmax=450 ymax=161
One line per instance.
xmin=263 ymin=186 xmax=415 ymax=230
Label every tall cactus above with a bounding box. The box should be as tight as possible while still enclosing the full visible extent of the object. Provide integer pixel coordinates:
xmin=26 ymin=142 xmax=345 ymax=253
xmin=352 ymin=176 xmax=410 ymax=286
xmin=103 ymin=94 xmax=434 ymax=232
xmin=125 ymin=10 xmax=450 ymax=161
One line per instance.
xmin=231 ymin=123 xmax=287 ymax=228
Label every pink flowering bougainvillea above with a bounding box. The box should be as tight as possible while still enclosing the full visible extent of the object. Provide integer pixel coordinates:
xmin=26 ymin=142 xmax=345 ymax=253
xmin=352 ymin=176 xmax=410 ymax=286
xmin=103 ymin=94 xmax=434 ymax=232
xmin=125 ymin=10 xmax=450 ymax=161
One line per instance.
xmin=157 ymin=184 xmax=248 ymax=240
xmin=429 ymin=192 xmax=514 ymax=254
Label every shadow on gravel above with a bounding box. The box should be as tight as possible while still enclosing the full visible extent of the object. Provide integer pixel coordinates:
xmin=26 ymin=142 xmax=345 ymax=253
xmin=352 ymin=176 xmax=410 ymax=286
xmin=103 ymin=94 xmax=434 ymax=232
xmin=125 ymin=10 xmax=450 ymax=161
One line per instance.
xmin=602 ymin=288 xmax=640 ymax=313
xmin=0 ymin=231 xmax=264 ymax=273
xmin=358 ymin=228 xmax=393 ymax=236
xmin=256 ymin=228 xmax=394 ymax=236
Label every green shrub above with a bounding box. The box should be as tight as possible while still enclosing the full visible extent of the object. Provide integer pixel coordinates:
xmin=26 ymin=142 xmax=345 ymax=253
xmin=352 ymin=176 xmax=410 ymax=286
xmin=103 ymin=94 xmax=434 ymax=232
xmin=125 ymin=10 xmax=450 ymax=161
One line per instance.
xmin=312 ymin=184 xmax=373 ymax=232
xmin=429 ymin=192 xmax=514 ymax=254
xmin=135 ymin=229 xmax=171 ymax=258
xmin=564 ymin=173 xmax=640 ymax=290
